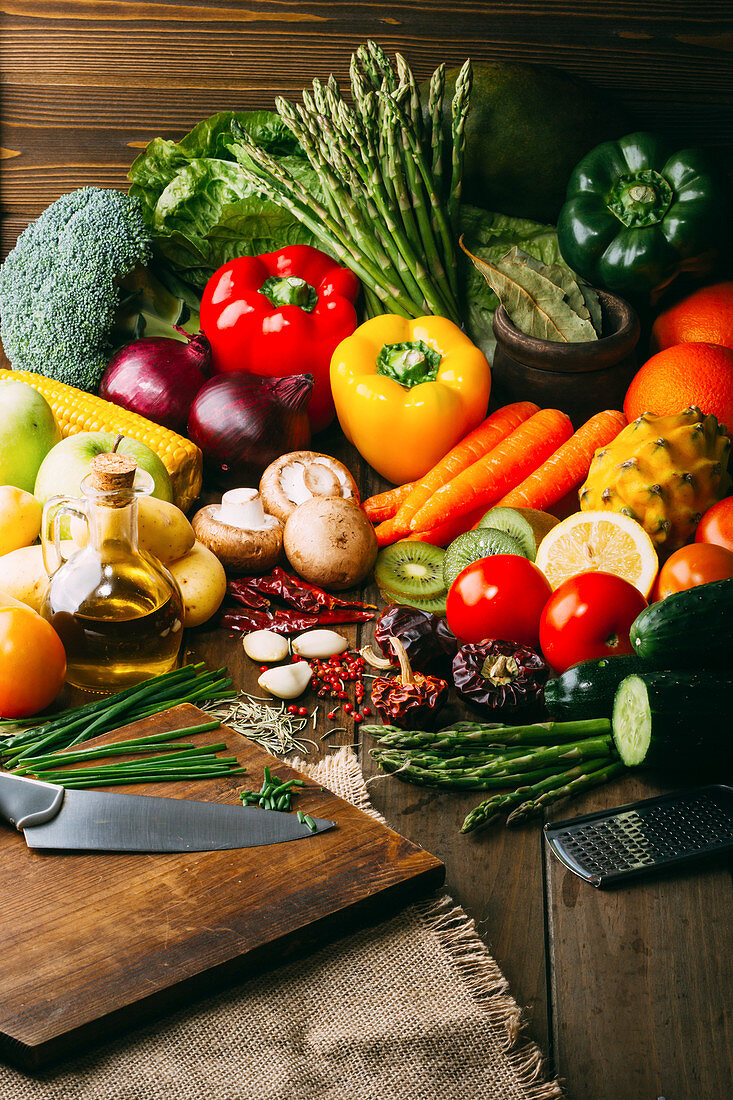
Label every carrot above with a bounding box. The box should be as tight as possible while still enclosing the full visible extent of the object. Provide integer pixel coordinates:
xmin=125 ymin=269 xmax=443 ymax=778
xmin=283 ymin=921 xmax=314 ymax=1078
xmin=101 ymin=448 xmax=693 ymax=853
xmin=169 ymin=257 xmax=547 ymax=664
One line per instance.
xmin=498 ymin=410 xmax=627 ymax=511
xmin=374 ymin=516 xmax=406 ymax=547
xmin=405 ymin=506 xmax=488 ymax=547
xmin=363 ymin=482 xmax=415 ymax=523
xmin=388 ymin=401 xmax=540 ymax=540
xmin=410 ymin=408 xmax=574 ymax=532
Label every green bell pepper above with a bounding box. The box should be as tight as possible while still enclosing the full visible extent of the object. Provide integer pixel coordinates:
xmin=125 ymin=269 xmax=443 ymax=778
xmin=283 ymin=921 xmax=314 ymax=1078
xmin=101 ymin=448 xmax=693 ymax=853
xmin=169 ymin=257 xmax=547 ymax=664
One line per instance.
xmin=558 ymin=131 xmax=725 ymax=300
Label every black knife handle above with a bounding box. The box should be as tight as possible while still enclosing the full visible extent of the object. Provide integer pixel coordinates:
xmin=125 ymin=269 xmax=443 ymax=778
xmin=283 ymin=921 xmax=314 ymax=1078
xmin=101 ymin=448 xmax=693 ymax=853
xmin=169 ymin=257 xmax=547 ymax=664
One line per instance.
xmin=0 ymin=772 xmax=65 ymax=830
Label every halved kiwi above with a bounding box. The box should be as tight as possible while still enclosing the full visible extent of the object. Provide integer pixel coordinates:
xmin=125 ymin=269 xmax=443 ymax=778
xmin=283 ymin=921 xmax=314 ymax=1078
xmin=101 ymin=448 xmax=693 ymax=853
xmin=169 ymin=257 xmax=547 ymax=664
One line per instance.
xmin=477 ymin=506 xmax=559 ymax=562
xmin=387 ymin=589 xmax=447 ymax=616
xmin=374 ymin=540 xmax=446 ymax=601
xmin=443 ymin=528 xmax=524 ymax=588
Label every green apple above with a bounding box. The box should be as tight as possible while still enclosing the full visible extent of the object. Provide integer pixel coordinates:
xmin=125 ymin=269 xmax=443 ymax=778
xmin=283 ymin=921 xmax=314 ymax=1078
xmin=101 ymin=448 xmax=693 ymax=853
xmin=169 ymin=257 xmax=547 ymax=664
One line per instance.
xmin=0 ymin=380 xmax=61 ymax=492
xmin=34 ymin=432 xmax=173 ymax=506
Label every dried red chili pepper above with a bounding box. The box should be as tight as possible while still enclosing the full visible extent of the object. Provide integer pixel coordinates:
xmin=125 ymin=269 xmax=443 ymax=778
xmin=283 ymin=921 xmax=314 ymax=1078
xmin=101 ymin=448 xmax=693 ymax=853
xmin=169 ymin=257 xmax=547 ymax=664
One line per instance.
xmin=222 ymin=606 xmax=373 ymax=635
xmin=371 ymin=636 xmax=448 ymax=730
xmin=226 ymin=582 xmax=272 ymax=610
xmin=236 ymin=568 xmax=375 ymax=613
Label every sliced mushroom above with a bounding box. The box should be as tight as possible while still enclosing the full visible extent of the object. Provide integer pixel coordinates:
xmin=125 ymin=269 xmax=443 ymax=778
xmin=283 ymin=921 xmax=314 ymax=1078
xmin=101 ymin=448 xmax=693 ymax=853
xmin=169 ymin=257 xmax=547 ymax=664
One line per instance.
xmin=259 ymin=451 xmax=359 ymax=523
xmin=192 ymin=489 xmax=282 ymax=575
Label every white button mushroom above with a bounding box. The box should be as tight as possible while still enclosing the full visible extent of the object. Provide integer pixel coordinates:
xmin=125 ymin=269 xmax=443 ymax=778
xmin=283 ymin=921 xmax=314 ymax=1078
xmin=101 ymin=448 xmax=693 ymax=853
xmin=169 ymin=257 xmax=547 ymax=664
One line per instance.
xmin=191 ymin=489 xmax=283 ymax=574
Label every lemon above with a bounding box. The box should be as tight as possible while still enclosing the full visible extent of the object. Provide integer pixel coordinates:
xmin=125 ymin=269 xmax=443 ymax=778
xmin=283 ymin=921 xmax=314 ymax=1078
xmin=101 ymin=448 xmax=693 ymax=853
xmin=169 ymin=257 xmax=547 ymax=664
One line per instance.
xmin=535 ymin=511 xmax=658 ymax=596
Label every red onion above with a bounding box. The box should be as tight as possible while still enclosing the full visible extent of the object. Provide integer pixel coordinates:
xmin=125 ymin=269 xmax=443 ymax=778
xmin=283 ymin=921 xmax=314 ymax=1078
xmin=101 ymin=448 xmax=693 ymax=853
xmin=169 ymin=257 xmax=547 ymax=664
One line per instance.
xmin=100 ymin=332 xmax=211 ymax=431
xmin=188 ymin=372 xmax=313 ymax=478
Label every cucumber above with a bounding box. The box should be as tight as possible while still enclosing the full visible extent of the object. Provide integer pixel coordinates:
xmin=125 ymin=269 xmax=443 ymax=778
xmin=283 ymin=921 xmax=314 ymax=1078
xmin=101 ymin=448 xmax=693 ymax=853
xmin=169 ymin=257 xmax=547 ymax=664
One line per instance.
xmin=544 ymin=656 xmax=648 ymax=721
xmin=612 ymin=671 xmax=733 ymax=768
xmin=630 ymin=578 xmax=733 ymax=668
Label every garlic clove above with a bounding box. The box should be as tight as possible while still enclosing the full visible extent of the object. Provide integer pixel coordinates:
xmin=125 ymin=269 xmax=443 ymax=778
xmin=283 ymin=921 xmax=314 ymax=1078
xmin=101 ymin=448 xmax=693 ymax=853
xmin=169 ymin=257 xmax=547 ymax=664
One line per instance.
xmin=243 ymin=629 xmax=290 ymax=663
xmin=258 ymin=661 xmax=312 ymax=699
xmin=292 ymin=629 xmax=349 ymax=659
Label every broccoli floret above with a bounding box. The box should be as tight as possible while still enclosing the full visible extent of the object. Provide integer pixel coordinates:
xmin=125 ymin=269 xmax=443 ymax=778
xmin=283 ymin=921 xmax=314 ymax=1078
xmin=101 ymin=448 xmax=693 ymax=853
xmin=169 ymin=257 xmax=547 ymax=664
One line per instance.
xmin=0 ymin=187 xmax=168 ymax=392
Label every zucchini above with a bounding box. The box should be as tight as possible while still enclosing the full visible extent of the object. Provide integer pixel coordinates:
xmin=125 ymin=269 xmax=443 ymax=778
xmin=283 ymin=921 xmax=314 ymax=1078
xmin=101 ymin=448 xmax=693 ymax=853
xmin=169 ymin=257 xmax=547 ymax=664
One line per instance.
xmin=612 ymin=671 xmax=733 ymax=768
xmin=630 ymin=578 xmax=733 ymax=668
xmin=544 ymin=656 xmax=648 ymax=721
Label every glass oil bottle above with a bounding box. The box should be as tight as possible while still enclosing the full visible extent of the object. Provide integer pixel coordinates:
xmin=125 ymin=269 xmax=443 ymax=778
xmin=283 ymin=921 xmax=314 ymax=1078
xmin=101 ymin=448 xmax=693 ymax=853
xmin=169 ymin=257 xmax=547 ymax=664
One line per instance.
xmin=41 ymin=452 xmax=184 ymax=691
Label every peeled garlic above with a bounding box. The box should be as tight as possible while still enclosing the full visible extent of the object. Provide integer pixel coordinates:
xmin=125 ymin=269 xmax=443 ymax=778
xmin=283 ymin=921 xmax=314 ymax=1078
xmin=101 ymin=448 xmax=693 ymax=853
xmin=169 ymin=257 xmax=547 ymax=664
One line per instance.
xmin=292 ymin=629 xmax=349 ymax=659
xmin=242 ymin=629 xmax=290 ymax=663
xmin=258 ymin=662 xmax=312 ymax=699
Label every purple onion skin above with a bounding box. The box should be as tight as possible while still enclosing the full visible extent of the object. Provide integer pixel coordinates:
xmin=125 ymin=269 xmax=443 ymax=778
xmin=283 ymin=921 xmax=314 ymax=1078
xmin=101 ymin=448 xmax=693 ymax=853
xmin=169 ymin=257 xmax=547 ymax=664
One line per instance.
xmin=100 ymin=333 xmax=211 ymax=431
xmin=188 ymin=372 xmax=313 ymax=479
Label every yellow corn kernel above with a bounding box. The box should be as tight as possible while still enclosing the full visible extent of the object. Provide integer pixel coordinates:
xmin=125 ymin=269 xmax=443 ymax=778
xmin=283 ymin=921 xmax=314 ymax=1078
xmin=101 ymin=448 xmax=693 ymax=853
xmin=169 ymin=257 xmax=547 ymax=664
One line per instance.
xmin=0 ymin=368 xmax=202 ymax=512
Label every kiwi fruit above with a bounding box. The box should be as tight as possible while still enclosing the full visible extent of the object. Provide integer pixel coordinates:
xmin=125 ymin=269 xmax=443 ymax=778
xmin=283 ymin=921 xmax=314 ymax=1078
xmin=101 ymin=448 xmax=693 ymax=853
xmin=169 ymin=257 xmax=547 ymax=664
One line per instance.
xmin=388 ymin=589 xmax=447 ymax=616
xmin=443 ymin=528 xmax=524 ymax=588
xmin=374 ymin=540 xmax=447 ymax=601
xmin=477 ymin=506 xmax=559 ymax=562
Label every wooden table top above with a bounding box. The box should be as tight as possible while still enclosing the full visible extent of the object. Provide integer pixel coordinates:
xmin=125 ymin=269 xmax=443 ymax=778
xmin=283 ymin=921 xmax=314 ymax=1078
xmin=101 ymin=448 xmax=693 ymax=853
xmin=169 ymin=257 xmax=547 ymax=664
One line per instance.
xmin=179 ymin=427 xmax=733 ymax=1100
xmin=2 ymin=2 xmax=732 ymax=1095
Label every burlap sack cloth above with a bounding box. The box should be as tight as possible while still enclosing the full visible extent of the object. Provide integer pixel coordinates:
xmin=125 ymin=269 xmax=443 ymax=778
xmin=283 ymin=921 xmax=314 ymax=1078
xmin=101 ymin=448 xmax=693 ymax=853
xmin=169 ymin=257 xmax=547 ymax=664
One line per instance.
xmin=1 ymin=748 xmax=563 ymax=1100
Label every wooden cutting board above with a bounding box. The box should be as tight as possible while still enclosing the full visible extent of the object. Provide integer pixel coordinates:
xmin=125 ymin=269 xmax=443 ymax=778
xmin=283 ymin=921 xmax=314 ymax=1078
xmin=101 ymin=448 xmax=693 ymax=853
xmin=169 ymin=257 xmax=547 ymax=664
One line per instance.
xmin=1 ymin=704 xmax=444 ymax=1070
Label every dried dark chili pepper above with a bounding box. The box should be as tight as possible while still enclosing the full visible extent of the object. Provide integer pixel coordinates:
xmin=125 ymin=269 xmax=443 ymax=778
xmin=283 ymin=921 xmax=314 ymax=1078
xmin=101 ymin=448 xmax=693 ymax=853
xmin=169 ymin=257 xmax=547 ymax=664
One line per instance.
xmin=371 ymin=636 xmax=448 ymax=730
xmin=372 ymin=603 xmax=457 ymax=675
xmin=222 ymin=607 xmax=374 ymax=635
xmin=452 ymin=639 xmax=549 ymax=721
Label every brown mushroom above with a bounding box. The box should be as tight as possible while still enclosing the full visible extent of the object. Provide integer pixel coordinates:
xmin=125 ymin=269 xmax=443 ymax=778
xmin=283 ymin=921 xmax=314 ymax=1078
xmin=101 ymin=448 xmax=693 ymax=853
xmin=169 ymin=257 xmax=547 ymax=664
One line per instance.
xmin=259 ymin=451 xmax=359 ymax=523
xmin=192 ymin=489 xmax=282 ymax=575
xmin=283 ymin=497 xmax=377 ymax=591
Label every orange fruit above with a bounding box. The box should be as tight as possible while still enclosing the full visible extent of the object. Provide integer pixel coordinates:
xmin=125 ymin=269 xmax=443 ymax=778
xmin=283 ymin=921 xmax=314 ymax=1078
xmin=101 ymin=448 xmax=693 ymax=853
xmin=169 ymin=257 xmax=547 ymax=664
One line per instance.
xmin=623 ymin=342 xmax=733 ymax=429
xmin=535 ymin=511 xmax=659 ymax=596
xmin=651 ymin=282 xmax=733 ymax=352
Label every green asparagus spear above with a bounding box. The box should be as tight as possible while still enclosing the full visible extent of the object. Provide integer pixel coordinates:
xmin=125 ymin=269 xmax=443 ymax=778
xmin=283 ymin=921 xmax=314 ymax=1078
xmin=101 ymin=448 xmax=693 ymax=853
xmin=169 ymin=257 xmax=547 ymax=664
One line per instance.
xmin=461 ymin=761 xmax=608 ymax=834
xmin=505 ymin=762 xmax=627 ymax=825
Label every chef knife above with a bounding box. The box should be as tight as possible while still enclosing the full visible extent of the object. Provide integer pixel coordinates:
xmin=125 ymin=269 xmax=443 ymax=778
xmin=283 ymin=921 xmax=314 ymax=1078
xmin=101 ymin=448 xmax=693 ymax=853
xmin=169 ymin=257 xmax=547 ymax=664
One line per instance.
xmin=0 ymin=771 xmax=336 ymax=853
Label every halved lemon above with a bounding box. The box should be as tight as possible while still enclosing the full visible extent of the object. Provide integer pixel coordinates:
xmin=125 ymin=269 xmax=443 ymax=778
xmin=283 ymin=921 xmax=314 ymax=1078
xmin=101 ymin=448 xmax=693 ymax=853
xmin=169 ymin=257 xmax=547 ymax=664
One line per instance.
xmin=535 ymin=511 xmax=658 ymax=596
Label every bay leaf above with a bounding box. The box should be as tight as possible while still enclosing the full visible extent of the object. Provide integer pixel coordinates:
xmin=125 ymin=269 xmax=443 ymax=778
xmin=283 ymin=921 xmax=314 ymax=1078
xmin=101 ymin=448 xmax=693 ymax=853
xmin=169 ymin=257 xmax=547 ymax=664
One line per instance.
xmin=460 ymin=239 xmax=598 ymax=342
xmin=577 ymin=277 xmax=603 ymax=336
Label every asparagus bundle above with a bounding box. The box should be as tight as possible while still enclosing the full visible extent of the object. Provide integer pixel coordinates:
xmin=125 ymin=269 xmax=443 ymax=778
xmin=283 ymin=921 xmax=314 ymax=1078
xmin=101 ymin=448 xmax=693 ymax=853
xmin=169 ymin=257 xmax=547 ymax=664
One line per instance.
xmin=226 ymin=41 xmax=472 ymax=323
xmin=365 ymin=719 xmax=626 ymax=834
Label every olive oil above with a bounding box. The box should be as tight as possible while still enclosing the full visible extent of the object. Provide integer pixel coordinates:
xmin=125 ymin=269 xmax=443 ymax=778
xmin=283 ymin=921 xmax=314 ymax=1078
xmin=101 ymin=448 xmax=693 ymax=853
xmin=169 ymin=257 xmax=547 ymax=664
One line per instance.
xmin=41 ymin=453 xmax=184 ymax=692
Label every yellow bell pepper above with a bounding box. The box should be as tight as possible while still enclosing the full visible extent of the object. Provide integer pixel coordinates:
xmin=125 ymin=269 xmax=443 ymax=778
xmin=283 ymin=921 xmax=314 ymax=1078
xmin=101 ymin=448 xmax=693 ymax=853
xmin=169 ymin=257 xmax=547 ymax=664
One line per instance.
xmin=330 ymin=315 xmax=491 ymax=484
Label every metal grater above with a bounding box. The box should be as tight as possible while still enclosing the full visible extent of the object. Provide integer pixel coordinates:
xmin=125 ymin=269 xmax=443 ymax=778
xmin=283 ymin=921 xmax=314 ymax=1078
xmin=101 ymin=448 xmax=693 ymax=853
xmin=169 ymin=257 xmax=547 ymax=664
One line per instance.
xmin=544 ymin=785 xmax=733 ymax=888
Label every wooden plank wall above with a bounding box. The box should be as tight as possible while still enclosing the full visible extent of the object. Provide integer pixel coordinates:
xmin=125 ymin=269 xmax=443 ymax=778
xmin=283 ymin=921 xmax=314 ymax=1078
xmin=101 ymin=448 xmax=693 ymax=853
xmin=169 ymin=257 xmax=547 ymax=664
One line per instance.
xmin=1 ymin=0 xmax=732 ymax=255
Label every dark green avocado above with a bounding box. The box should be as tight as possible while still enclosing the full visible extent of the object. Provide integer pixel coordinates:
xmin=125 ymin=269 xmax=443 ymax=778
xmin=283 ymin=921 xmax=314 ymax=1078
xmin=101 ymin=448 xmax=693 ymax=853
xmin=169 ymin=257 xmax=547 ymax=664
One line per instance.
xmin=422 ymin=61 xmax=630 ymax=223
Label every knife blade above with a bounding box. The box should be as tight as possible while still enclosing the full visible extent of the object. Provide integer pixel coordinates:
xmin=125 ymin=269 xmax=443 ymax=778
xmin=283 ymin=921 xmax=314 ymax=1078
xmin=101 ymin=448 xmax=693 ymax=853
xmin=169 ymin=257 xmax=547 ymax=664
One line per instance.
xmin=0 ymin=771 xmax=336 ymax=853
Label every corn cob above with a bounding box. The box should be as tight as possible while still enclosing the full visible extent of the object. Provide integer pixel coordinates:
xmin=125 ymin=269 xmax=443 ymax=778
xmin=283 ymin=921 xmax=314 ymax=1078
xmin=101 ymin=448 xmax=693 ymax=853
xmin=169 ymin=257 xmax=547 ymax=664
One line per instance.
xmin=0 ymin=368 xmax=202 ymax=512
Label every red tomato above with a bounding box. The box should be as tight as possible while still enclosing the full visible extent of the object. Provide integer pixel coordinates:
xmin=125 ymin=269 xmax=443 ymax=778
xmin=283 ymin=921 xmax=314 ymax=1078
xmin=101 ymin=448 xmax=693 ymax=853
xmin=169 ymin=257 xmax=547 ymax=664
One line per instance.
xmin=539 ymin=572 xmax=647 ymax=673
xmin=655 ymin=542 xmax=733 ymax=599
xmin=446 ymin=555 xmax=552 ymax=648
xmin=0 ymin=606 xmax=66 ymax=718
xmin=695 ymin=497 xmax=733 ymax=553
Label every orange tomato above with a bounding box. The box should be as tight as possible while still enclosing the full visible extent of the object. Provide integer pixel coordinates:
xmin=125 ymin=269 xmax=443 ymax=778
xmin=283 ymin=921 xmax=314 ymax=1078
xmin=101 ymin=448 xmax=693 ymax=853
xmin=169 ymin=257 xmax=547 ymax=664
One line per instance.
xmin=695 ymin=496 xmax=733 ymax=553
xmin=0 ymin=606 xmax=66 ymax=718
xmin=655 ymin=543 xmax=733 ymax=600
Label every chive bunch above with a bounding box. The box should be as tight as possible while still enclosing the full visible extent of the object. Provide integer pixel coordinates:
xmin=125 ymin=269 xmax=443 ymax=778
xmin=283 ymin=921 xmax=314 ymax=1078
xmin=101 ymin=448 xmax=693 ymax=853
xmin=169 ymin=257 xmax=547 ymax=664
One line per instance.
xmin=12 ymin=722 xmax=248 ymax=788
xmin=1 ymin=663 xmax=235 ymax=773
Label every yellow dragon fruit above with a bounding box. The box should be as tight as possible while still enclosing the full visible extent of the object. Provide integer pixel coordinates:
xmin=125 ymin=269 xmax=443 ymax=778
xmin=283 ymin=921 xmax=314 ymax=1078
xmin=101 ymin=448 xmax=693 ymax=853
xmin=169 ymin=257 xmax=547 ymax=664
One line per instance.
xmin=580 ymin=407 xmax=730 ymax=555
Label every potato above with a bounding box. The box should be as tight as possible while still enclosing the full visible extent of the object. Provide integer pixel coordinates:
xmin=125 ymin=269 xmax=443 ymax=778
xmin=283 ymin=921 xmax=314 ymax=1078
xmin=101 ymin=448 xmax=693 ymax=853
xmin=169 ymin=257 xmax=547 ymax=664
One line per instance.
xmin=168 ymin=541 xmax=227 ymax=628
xmin=69 ymin=496 xmax=195 ymax=564
xmin=0 ymin=486 xmax=42 ymax=556
xmin=137 ymin=496 xmax=195 ymax=564
xmin=0 ymin=545 xmax=49 ymax=612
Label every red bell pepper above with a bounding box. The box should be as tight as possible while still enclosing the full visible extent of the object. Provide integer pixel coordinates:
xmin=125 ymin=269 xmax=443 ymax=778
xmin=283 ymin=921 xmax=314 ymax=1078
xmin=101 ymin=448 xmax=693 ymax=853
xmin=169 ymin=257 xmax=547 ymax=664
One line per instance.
xmin=200 ymin=245 xmax=360 ymax=433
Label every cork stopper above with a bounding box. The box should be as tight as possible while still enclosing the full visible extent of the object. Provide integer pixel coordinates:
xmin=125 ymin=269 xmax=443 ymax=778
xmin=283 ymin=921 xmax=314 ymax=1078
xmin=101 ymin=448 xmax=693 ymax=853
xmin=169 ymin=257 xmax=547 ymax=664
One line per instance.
xmin=88 ymin=452 xmax=137 ymax=495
